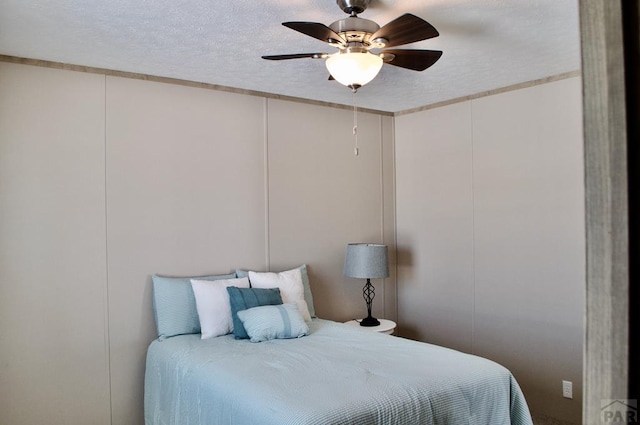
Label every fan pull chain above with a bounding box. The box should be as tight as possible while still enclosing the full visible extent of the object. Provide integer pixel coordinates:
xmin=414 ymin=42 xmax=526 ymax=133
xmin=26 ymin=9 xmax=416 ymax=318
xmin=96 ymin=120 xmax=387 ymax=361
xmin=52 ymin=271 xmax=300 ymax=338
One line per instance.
xmin=352 ymin=92 xmax=359 ymax=156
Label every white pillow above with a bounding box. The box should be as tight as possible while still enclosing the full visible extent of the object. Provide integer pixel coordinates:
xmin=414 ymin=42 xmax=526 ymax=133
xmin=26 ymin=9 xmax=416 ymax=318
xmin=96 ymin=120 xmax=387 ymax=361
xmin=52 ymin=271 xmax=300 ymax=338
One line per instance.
xmin=191 ymin=276 xmax=250 ymax=339
xmin=248 ymin=269 xmax=312 ymax=322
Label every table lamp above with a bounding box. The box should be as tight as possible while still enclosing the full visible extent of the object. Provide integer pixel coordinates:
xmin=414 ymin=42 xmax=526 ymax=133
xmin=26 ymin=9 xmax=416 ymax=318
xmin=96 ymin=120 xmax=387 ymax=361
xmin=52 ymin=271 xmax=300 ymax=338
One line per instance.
xmin=344 ymin=243 xmax=389 ymax=326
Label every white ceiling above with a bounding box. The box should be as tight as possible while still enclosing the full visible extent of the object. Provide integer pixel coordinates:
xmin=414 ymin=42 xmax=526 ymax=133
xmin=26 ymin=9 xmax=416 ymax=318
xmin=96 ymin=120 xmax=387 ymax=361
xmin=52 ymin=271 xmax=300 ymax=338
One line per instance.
xmin=0 ymin=0 xmax=581 ymax=113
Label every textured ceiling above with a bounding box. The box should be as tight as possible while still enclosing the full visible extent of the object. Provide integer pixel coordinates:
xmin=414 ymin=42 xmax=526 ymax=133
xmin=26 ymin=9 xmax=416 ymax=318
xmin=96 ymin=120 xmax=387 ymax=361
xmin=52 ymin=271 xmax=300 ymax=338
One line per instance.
xmin=0 ymin=0 xmax=581 ymax=113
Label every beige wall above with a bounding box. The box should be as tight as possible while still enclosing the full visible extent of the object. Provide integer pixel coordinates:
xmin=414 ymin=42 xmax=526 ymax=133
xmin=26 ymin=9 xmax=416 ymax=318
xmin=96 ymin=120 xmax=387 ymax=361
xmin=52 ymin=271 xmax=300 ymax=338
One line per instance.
xmin=0 ymin=61 xmax=110 ymax=425
xmin=104 ymin=76 xmax=269 ymax=425
xmin=395 ymin=77 xmax=585 ymax=424
xmin=266 ymin=100 xmax=397 ymax=321
xmin=0 ymin=62 xmax=395 ymax=425
xmin=1 ymin=61 xmax=584 ymax=425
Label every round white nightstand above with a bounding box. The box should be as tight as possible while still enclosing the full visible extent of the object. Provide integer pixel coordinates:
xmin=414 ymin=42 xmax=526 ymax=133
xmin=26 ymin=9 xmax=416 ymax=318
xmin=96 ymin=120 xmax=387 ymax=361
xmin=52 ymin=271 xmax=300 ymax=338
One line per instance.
xmin=344 ymin=319 xmax=397 ymax=335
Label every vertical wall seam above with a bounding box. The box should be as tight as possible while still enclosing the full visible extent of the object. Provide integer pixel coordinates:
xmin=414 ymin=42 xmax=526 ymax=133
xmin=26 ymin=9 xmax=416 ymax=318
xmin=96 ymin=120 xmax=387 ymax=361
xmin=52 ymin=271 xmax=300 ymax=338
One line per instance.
xmin=392 ymin=116 xmax=400 ymax=328
xmin=103 ymin=74 xmax=113 ymax=425
xmin=264 ymin=98 xmax=270 ymax=271
xmin=379 ymin=115 xmax=386 ymax=318
xmin=390 ymin=116 xmax=398 ymax=324
xmin=470 ymin=100 xmax=476 ymax=355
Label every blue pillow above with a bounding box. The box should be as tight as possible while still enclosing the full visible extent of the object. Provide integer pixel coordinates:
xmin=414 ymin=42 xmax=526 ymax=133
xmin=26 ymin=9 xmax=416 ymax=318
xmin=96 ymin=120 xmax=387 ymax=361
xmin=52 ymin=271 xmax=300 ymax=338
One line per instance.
xmin=236 ymin=264 xmax=316 ymax=317
xmin=237 ymin=303 xmax=309 ymax=343
xmin=227 ymin=286 xmax=283 ymax=339
xmin=152 ymin=272 xmax=236 ymax=340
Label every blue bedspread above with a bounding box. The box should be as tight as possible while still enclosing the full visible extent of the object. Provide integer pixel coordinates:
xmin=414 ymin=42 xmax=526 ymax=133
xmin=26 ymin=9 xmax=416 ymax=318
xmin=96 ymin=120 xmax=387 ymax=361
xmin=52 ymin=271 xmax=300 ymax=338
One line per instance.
xmin=145 ymin=319 xmax=533 ymax=425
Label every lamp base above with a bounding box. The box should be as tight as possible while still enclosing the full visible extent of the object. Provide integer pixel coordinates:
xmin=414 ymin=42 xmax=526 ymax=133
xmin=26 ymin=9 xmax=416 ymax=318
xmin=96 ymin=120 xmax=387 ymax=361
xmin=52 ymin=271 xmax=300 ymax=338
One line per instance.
xmin=360 ymin=316 xmax=380 ymax=327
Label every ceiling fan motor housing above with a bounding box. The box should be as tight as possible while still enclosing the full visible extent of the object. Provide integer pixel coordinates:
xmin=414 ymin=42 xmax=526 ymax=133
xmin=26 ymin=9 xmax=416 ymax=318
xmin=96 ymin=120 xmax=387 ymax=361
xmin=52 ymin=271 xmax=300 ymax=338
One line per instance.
xmin=336 ymin=0 xmax=371 ymax=15
xmin=329 ymin=17 xmax=380 ymax=45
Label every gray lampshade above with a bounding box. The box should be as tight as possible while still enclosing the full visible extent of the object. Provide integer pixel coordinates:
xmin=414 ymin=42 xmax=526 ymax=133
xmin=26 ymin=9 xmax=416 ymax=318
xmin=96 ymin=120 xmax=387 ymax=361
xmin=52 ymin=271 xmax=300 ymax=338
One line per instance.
xmin=343 ymin=243 xmax=389 ymax=279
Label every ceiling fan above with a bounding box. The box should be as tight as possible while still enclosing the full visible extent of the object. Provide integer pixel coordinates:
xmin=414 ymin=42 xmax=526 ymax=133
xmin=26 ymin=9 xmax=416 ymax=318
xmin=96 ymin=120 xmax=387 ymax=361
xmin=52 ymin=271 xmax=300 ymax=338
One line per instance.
xmin=262 ymin=0 xmax=443 ymax=92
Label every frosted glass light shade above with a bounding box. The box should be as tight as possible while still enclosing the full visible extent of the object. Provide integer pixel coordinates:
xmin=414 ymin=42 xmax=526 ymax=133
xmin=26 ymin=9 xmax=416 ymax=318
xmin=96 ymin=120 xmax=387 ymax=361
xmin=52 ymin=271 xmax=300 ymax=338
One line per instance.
xmin=326 ymin=51 xmax=383 ymax=88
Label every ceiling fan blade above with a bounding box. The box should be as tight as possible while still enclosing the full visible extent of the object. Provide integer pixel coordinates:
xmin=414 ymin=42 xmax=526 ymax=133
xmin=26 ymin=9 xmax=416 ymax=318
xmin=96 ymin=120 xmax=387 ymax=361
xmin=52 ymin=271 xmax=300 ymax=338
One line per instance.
xmin=371 ymin=14 xmax=439 ymax=48
xmin=382 ymin=49 xmax=443 ymax=71
xmin=282 ymin=22 xmax=345 ymax=45
xmin=262 ymin=53 xmax=328 ymax=60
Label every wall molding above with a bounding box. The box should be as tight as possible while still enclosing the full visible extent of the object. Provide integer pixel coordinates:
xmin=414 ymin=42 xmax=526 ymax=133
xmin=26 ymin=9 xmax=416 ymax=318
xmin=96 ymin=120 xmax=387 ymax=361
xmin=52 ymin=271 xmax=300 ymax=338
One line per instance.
xmin=0 ymin=54 xmax=393 ymax=117
xmin=0 ymin=54 xmax=579 ymax=118
xmin=394 ymin=70 xmax=582 ymax=116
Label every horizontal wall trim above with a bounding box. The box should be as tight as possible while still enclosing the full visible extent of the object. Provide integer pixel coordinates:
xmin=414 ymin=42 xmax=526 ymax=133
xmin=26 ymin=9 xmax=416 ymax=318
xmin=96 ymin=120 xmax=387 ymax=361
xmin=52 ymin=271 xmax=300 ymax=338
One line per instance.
xmin=0 ymin=55 xmax=579 ymax=118
xmin=0 ymin=55 xmax=393 ymax=117
xmin=394 ymin=70 xmax=582 ymax=116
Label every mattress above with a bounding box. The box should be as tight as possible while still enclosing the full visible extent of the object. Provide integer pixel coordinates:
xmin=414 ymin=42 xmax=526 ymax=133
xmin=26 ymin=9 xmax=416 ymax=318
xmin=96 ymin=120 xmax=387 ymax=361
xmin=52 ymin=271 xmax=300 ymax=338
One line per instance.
xmin=144 ymin=319 xmax=533 ymax=425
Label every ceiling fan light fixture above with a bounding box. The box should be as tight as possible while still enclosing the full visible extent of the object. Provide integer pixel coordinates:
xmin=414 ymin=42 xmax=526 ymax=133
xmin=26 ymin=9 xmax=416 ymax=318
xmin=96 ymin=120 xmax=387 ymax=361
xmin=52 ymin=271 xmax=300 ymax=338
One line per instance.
xmin=325 ymin=51 xmax=383 ymax=89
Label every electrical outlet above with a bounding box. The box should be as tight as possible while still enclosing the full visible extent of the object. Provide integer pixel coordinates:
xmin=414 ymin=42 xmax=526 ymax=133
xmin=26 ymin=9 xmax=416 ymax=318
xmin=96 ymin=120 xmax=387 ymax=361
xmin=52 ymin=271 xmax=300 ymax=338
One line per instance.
xmin=562 ymin=380 xmax=573 ymax=399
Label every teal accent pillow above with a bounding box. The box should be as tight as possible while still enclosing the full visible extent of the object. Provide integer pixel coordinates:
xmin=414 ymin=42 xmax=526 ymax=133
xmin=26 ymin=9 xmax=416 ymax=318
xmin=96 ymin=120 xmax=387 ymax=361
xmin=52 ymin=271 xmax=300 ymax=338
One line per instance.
xmin=237 ymin=303 xmax=309 ymax=343
xmin=227 ymin=286 xmax=283 ymax=339
xmin=235 ymin=264 xmax=316 ymax=317
xmin=152 ymin=272 xmax=236 ymax=340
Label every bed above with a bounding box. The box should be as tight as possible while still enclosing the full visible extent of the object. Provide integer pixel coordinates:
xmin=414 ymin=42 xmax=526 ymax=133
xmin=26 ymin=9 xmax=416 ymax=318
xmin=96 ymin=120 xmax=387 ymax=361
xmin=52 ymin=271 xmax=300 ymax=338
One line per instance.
xmin=144 ymin=318 xmax=533 ymax=425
